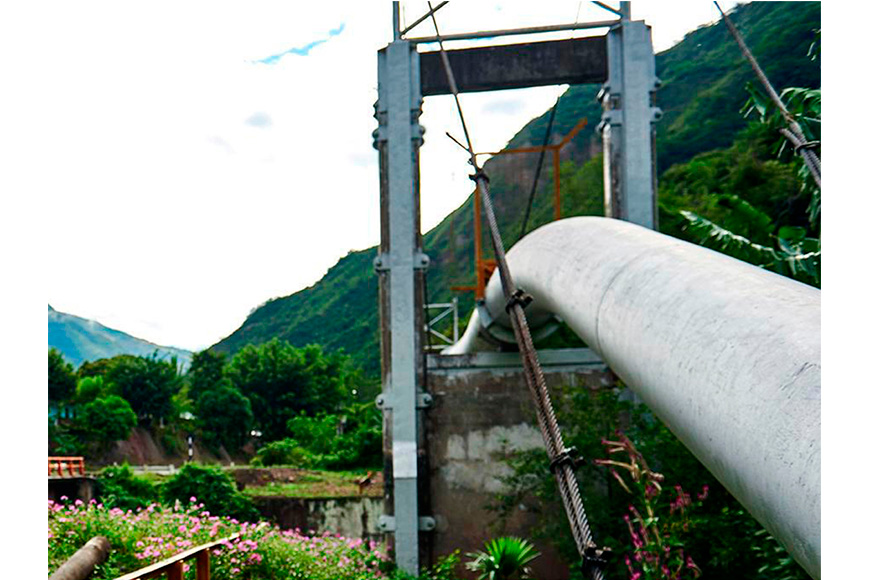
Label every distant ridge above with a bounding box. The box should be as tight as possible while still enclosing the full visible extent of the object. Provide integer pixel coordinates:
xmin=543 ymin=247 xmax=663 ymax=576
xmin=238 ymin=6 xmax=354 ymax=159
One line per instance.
xmin=48 ymin=305 xmax=192 ymax=369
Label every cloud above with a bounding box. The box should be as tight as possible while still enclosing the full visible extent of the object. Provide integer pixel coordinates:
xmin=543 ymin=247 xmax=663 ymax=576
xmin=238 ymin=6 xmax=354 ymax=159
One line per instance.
xmin=245 ymin=112 xmax=273 ymax=128
xmin=483 ymin=99 xmax=526 ymax=116
xmin=207 ymin=135 xmax=235 ymax=155
xmin=253 ymin=23 xmax=346 ymax=64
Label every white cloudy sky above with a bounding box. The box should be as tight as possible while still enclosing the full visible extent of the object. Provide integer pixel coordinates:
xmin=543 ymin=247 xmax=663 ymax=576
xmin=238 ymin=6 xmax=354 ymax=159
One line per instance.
xmin=9 ymin=1 xmax=741 ymax=351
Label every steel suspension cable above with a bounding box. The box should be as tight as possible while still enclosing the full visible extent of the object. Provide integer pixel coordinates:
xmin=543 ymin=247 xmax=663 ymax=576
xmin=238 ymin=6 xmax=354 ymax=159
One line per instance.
xmin=520 ymin=98 xmax=559 ymax=239
xmin=426 ymin=4 xmax=609 ymax=577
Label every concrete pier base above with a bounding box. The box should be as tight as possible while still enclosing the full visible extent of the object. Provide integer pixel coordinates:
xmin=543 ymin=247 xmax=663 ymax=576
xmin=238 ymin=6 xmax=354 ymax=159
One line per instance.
xmin=425 ymin=348 xmax=614 ymax=579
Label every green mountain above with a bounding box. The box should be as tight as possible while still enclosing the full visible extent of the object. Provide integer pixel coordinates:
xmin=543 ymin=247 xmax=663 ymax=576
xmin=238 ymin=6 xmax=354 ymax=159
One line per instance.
xmin=48 ymin=305 xmax=192 ymax=369
xmin=211 ymin=2 xmax=820 ymax=375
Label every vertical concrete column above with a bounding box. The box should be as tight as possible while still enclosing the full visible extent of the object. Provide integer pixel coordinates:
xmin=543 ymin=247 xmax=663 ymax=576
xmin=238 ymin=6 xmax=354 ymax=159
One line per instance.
xmin=598 ymin=4 xmax=662 ymax=229
xmin=374 ymin=34 xmax=427 ymax=575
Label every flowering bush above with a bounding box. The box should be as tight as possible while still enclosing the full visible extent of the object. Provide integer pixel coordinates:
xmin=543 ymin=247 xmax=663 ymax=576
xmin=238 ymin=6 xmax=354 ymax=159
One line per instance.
xmin=595 ymin=433 xmax=704 ymax=580
xmin=48 ymin=497 xmax=391 ymax=579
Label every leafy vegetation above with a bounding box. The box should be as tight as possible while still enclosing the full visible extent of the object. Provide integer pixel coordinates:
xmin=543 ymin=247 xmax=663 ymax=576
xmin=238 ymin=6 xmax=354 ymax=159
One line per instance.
xmin=250 ymin=402 xmax=381 ymax=471
xmin=160 ymin=463 xmax=259 ymax=523
xmin=75 ymin=395 xmax=138 ymax=449
xmin=596 ymin=434 xmax=703 ymax=580
xmin=49 ymin=336 xmax=371 ymax=463
xmin=49 ymin=496 xmax=474 ymax=579
xmin=48 ymin=498 xmax=392 ymax=580
xmin=49 ymin=347 xmax=77 ymax=405
xmin=227 ymin=339 xmax=351 ymax=441
xmin=95 ymin=464 xmax=159 ymax=511
xmin=465 ymin=537 xmax=540 ymax=580
xmin=491 ymin=384 xmax=810 ymax=580
xmin=195 ymin=383 xmax=254 ymax=452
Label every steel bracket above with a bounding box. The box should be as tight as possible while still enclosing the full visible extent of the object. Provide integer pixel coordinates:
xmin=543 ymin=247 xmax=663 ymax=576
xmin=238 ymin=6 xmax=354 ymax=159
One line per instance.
xmin=377 ymin=515 xmax=437 ymax=532
xmin=376 ymin=392 xmax=433 ymax=410
xmin=373 ymin=252 xmax=430 ymax=273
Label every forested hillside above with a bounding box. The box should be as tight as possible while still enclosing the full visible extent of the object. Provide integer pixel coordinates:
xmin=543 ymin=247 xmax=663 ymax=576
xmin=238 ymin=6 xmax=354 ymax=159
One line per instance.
xmin=211 ymin=2 xmax=821 ymax=375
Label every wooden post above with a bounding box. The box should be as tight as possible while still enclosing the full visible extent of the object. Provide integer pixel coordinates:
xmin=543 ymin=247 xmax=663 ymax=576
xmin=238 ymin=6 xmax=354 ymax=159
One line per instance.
xmin=196 ymin=550 xmax=210 ymax=580
xmin=166 ymin=560 xmax=184 ymax=580
xmin=49 ymin=536 xmax=110 ymax=580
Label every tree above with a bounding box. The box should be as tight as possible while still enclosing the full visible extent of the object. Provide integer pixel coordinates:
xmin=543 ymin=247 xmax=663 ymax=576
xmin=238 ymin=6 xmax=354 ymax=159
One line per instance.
xmin=194 ymin=381 xmax=254 ymax=452
xmin=659 ymin=118 xmax=820 ymax=288
xmin=187 ymin=349 xmax=228 ymax=402
xmin=105 ymin=353 xmax=180 ymax=423
xmin=660 ymin=35 xmax=822 ymax=289
xmin=227 ymin=339 xmax=350 ymax=441
xmin=49 ymin=348 xmax=77 ymax=404
xmin=77 ymin=357 xmax=116 ymax=379
xmin=75 ymin=375 xmax=105 ymax=404
xmin=76 ymin=395 xmax=137 ymax=446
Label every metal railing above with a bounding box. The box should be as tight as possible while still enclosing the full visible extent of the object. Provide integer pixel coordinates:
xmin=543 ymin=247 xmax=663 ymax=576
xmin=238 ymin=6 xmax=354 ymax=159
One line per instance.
xmin=49 ymin=456 xmax=85 ymax=477
xmin=114 ymin=533 xmax=240 ymax=580
xmin=424 ymin=298 xmax=459 ymax=350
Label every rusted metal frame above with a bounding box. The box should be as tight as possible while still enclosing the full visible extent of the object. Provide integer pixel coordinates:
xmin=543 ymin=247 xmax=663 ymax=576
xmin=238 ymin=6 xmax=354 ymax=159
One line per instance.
xmin=554 ymin=148 xmax=562 ymax=220
xmin=557 ymin=117 xmax=589 ymax=148
xmin=113 ymin=533 xmax=239 ymax=580
xmin=476 ymin=117 xmax=588 ymax=224
xmin=474 ymin=185 xmax=483 ymax=299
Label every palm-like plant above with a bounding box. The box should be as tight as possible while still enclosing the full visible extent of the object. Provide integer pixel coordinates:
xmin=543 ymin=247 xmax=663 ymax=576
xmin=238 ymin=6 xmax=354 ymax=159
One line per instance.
xmin=680 ymin=199 xmax=820 ymax=288
xmin=466 ymin=537 xmax=540 ymax=580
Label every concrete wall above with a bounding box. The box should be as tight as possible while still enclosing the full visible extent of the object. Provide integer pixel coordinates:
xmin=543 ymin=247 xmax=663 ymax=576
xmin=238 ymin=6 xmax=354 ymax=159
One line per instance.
xmin=425 ymin=348 xmax=614 ymax=579
xmin=252 ymin=496 xmax=384 ymax=543
xmin=48 ymin=477 xmax=96 ymax=503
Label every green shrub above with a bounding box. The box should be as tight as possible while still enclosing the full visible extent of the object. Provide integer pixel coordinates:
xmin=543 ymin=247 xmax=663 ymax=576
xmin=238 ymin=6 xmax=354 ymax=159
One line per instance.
xmin=160 ymin=463 xmax=258 ymax=522
xmin=96 ymin=464 xmax=158 ymax=510
xmin=282 ymin=402 xmax=382 ymax=470
xmin=251 ymin=438 xmax=314 ymax=468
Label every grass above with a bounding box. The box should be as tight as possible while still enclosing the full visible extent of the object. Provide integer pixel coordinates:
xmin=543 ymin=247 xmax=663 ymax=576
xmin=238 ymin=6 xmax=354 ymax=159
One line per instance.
xmin=239 ymin=468 xmax=383 ymax=499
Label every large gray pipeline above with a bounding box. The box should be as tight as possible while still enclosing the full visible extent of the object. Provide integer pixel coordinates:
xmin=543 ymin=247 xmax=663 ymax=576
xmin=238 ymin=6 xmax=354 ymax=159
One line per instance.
xmin=446 ymin=216 xmax=820 ymax=579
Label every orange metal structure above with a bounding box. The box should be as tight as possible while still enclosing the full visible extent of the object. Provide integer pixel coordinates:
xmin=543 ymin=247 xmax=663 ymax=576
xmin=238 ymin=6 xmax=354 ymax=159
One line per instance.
xmin=48 ymin=456 xmax=85 ymax=477
xmin=452 ymin=117 xmax=587 ymax=300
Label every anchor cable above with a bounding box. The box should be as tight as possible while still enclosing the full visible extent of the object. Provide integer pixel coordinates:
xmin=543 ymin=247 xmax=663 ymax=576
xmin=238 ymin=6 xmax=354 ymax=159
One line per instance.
xmin=714 ymin=1 xmax=820 ymax=188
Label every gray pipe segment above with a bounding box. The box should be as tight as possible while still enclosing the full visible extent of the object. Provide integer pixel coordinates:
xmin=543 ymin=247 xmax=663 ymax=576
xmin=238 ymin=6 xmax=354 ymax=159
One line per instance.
xmin=447 ymin=216 xmax=821 ymax=579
